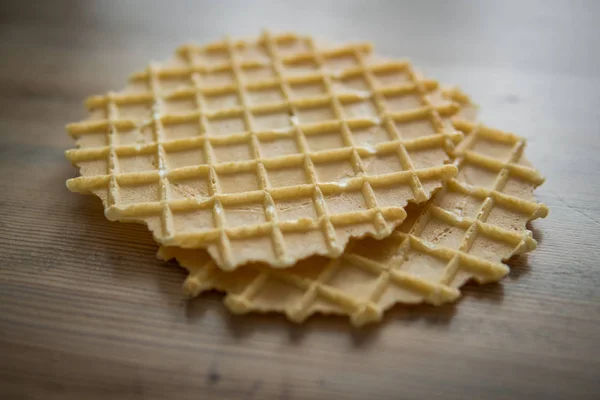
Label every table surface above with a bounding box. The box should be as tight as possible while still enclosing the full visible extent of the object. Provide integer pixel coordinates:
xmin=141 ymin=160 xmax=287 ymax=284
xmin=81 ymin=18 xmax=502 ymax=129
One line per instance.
xmin=1 ymin=1 xmax=599 ymax=399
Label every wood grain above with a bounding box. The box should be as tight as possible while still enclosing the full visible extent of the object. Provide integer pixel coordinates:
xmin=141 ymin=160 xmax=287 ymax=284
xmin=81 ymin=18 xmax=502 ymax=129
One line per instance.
xmin=1 ymin=1 xmax=599 ymax=399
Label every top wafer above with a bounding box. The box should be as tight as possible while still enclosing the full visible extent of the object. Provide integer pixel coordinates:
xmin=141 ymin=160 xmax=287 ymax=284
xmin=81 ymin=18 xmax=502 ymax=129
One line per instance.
xmin=65 ymin=31 xmax=461 ymax=270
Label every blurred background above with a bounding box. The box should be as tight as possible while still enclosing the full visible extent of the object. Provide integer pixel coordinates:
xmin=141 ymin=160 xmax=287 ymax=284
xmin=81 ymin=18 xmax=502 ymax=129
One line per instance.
xmin=3 ymin=0 xmax=599 ymax=174
xmin=2 ymin=1 xmax=599 ymax=399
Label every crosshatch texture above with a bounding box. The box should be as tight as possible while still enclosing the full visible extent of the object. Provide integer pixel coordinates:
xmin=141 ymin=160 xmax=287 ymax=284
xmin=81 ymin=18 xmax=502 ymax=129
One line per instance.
xmin=65 ymin=32 xmax=462 ymax=270
xmin=158 ymin=89 xmax=549 ymax=327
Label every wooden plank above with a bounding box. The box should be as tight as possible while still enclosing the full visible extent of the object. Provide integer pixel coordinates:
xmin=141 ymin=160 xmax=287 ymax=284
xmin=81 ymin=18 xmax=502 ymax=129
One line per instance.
xmin=1 ymin=1 xmax=599 ymax=399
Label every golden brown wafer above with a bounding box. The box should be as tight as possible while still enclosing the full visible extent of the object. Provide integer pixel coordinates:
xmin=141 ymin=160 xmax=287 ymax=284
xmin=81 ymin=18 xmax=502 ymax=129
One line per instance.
xmin=66 ymin=32 xmax=461 ymax=270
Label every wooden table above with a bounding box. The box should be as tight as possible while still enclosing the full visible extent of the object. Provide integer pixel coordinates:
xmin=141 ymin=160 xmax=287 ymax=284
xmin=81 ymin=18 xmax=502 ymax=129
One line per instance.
xmin=1 ymin=1 xmax=599 ymax=399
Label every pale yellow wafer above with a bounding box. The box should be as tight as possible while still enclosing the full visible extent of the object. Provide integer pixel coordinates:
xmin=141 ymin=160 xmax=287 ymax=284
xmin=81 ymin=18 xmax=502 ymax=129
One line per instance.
xmin=65 ymin=32 xmax=462 ymax=270
xmin=158 ymin=88 xmax=549 ymax=327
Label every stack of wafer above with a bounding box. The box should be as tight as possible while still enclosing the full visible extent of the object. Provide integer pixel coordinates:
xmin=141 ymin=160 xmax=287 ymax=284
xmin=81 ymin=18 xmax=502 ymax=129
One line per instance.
xmin=65 ymin=32 xmax=548 ymax=326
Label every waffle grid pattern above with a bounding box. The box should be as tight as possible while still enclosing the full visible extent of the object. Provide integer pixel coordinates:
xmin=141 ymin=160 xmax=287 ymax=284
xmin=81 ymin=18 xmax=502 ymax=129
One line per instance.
xmin=160 ymin=117 xmax=549 ymax=326
xmin=66 ymin=32 xmax=461 ymax=269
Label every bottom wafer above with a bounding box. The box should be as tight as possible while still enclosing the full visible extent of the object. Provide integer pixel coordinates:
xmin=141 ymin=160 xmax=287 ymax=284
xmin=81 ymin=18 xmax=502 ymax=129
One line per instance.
xmin=159 ymin=92 xmax=549 ymax=327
